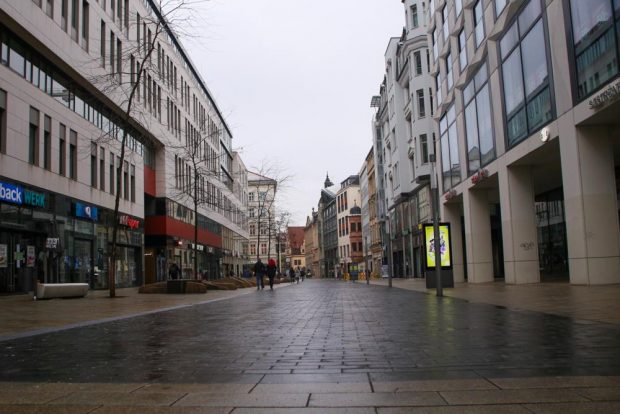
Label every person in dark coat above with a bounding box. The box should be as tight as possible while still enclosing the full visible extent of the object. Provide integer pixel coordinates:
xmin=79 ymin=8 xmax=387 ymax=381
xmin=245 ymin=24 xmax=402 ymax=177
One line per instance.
xmin=266 ymin=258 xmax=277 ymax=290
xmin=168 ymin=262 xmax=180 ymax=280
xmin=253 ymin=259 xmax=265 ymax=290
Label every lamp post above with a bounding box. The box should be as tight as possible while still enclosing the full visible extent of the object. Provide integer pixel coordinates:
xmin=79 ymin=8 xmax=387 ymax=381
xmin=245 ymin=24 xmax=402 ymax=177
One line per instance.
xmin=429 ymin=154 xmax=443 ymax=297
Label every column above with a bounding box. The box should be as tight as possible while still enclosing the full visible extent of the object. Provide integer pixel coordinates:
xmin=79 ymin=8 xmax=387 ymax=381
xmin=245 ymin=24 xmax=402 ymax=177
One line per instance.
xmin=499 ymin=166 xmax=540 ymax=284
xmin=560 ymin=124 xmax=620 ymax=284
xmin=442 ymin=202 xmax=465 ymax=282
xmin=463 ymin=188 xmax=494 ymax=283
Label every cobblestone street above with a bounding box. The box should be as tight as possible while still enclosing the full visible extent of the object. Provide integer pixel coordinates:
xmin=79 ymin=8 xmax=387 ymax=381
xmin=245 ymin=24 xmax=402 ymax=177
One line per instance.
xmin=2 ymin=279 xmax=620 ymax=412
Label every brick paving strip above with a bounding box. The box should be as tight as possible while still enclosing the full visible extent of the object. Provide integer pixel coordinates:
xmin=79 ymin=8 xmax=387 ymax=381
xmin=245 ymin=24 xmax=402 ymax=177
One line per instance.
xmin=2 ymin=280 xmax=620 ymax=413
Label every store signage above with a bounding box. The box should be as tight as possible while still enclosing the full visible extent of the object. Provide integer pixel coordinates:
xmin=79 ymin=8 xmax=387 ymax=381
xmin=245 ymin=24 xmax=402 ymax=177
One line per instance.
xmin=0 ymin=182 xmax=46 ymax=207
xmin=423 ymin=223 xmax=452 ymax=269
xmin=589 ymin=80 xmax=620 ymax=110
xmin=46 ymin=238 xmax=60 ymax=249
xmin=188 ymin=243 xmax=205 ymax=251
xmin=119 ymin=215 xmax=140 ymax=229
xmin=75 ymin=202 xmax=98 ymax=220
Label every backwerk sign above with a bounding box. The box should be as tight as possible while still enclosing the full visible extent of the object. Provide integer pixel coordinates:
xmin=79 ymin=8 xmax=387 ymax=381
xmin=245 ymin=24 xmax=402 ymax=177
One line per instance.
xmin=0 ymin=181 xmax=46 ymax=207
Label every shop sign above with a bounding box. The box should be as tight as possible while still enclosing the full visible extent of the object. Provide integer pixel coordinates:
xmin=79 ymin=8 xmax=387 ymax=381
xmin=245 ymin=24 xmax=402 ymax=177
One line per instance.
xmin=589 ymin=80 xmax=620 ymax=110
xmin=75 ymin=202 xmax=98 ymax=220
xmin=119 ymin=215 xmax=140 ymax=229
xmin=206 ymin=246 xmax=215 ymax=254
xmin=46 ymin=238 xmax=60 ymax=249
xmin=23 ymin=190 xmax=45 ymax=207
xmin=0 ymin=182 xmax=22 ymax=204
xmin=423 ymin=223 xmax=452 ymax=269
xmin=188 ymin=243 xmax=205 ymax=251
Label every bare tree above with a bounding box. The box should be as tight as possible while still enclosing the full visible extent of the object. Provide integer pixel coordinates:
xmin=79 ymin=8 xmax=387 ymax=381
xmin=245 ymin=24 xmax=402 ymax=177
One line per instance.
xmin=88 ymin=0 xmax=208 ymax=297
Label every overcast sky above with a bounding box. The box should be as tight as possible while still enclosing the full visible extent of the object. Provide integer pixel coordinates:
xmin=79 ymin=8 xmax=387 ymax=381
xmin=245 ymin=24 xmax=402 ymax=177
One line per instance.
xmin=184 ymin=0 xmax=404 ymax=225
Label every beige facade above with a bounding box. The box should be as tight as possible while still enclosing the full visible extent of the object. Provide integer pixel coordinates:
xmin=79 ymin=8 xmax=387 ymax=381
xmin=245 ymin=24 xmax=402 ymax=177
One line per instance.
xmin=430 ymin=0 xmax=620 ymax=285
xmin=304 ymin=211 xmax=320 ymax=277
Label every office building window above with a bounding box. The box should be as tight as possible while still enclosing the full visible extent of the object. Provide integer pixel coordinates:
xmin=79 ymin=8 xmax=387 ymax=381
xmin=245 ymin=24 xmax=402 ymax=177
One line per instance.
xmin=61 ymin=0 xmax=68 ymax=32
xmin=116 ymin=38 xmax=122 ymax=82
xmin=99 ymin=147 xmax=105 ymax=191
xmin=91 ymin=143 xmax=97 ymax=188
xmin=411 ymin=5 xmax=419 ymax=28
xmin=500 ymin=0 xmax=553 ymax=146
xmin=432 ymin=28 xmax=438 ymax=61
xmin=71 ymin=0 xmax=79 ymax=42
xmin=116 ymin=156 xmax=121 ymax=194
xmin=59 ymin=123 xmax=66 ymax=176
xmin=69 ymin=129 xmax=77 ymax=180
xmin=429 ymin=87 xmax=434 ymax=116
xmin=464 ymin=63 xmax=495 ymax=175
xmin=43 ymin=115 xmax=51 ymax=170
xmin=446 ymin=52 xmax=453 ymax=90
xmin=442 ymin=5 xmax=449 ymax=42
xmin=417 ymin=89 xmax=426 ymax=118
xmin=435 ymin=70 xmax=443 ymax=106
xmin=29 ymin=107 xmax=39 ymax=165
xmin=46 ymin=0 xmax=54 ymax=18
xmin=459 ymin=29 xmax=467 ymax=71
xmin=123 ymin=160 xmax=129 ymax=200
xmin=109 ymin=30 xmax=114 ymax=74
xmin=100 ymin=20 xmax=105 ymax=66
xmin=0 ymin=89 xmax=5 ymax=154
xmin=414 ymin=50 xmax=422 ymax=75
xmin=474 ymin=0 xmax=485 ymax=48
xmin=496 ymin=0 xmax=508 ymax=17
xmin=82 ymin=0 xmax=89 ymax=51
xmin=570 ymin=0 xmax=619 ymax=100
xmin=456 ymin=0 xmax=463 ymax=17
xmin=440 ymin=105 xmax=459 ymax=191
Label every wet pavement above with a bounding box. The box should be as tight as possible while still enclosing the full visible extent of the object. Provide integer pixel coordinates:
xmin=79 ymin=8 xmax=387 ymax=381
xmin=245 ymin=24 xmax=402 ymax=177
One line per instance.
xmin=2 ymin=279 xmax=620 ymax=383
xmin=2 ymin=279 xmax=620 ymax=412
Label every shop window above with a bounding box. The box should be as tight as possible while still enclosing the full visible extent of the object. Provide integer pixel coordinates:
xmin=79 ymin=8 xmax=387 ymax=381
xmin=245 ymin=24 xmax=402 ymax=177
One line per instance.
xmin=59 ymin=123 xmax=66 ymax=176
xmin=500 ymin=0 xmax=553 ymax=147
xmin=69 ymin=129 xmax=77 ymax=179
xmin=29 ymin=107 xmax=39 ymax=165
xmin=43 ymin=115 xmax=51 ymax=170
xmin=570 ymin=0 xmax=619 ymax=100
xmin=465 ymin=63 xmax=495 ymax=175
xmin=0 ymin=89 xmax=6 ymax=154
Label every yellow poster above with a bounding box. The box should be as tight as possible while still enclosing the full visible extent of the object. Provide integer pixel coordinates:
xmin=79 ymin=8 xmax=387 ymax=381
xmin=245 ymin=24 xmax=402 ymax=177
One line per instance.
xmin=425 ymin=224 xmax=451 ymax=268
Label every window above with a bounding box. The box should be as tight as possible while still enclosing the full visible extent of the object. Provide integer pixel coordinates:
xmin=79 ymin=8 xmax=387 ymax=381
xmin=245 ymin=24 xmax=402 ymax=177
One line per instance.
xmin=99 ymin=147 xmax=105 ymax=191
xmin=91 ymin=143 xmax=97 ymax=187
xmin=417 ymin=89 xmax=426 ymax=118
xmin=435 ymin=71 xmax=443 ymax=106
xmin=429 ymin=87 xmax=434 ymax=116
xmin=71 ymin=0 xmax=79 ymax=42
xmin=69 ymin=129 xmax=77 ymax=180
xmin=43 ymin=115 xmax=51 ymax=170
xmin=131 ymin=164 xmax=135 ymax=202
xmin=0 ymin=89 xmax=5 ymax=154
xmin=411 ymin=5 xmax=419 ymax=28
xmin=124 ymin=0 xmax=129 ymax=31
xmin=459 ymin=29 xmax=467 ymax=71
xmin=432 ymin=29 xmax=438 ymax=61
xmin=46 ymin=0 xmax=54 ymax=18
xmin=249 ymin=225 xmax=255 ymax=236
xmin=116 ymin=38 xmax=122 ymax=82
xmin=446 ymin=52 xmax=453 ymax=90
xmin=250 ymin=244 xmax=256 ymax=255
xmin=500 ymin=0 xmax=553 ymax=146
xmin=109 ymin=30 xmax=114 ymax=74
xmin=474 ymin=0 xmax=485 ymax=48
xmin=440 ymin=105 xmax=460 ymax=191
xmin=61 ymin=0 xmax=68 ymax=32
xmin=260 ymin=243 xmax=267 ymax=255
xmin=442 ymin=5 xmax=449 ymax=42
xmin=414 ymin=50 xmax=422 ymax=75
xmin=464 ymin=63 xmax=495 ymax=175
xmin=109 ymin=151 xmax=115 ymax=194
xmin=420 ymin=134 xmax=429 ymax=164
xmin=496 ymin=0 xmax=508 ymax=17
xmin=29 ymin=107 xmax=39 ymax=165
xmin=58 ymin=123 xmax=66 ymax=176
xmin=570 ymin=0 xmax=619 ymax=100
xmin=100 ymin=20 xmax=105 ymax=66
xmin=123 ymin=161 xmax=129 ymax=200
xmin=82 ymin=0 xmax=89 ymax=51
xmin=456 ymin=0 xmax=463 ymax=17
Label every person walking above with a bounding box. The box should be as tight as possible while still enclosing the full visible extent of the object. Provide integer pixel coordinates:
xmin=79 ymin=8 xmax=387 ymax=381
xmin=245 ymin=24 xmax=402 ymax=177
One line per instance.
xmin=266 ymin=258 xmax=277 ymax=290
xmin=295 ymin=266 xmax=301 ymax=284
xmin=168 ymin=262 xmax=180 ymax=280
xmin=253 ymin=258 xmax=265 ymax=290
xmin=300 ymin=267 xmax=306 ymax=282
xmin=288 ymin=266 xmax=295 ymax=284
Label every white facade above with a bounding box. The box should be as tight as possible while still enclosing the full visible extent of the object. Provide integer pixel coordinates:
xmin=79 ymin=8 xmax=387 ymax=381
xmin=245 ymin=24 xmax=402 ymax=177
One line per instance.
xmin=247 ymin=171 xmax=277 ymax=264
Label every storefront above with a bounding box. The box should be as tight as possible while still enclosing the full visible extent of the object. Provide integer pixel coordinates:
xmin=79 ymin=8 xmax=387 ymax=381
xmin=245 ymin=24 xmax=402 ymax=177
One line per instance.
xmin=0 ymin=179 xmax=143 ymax=294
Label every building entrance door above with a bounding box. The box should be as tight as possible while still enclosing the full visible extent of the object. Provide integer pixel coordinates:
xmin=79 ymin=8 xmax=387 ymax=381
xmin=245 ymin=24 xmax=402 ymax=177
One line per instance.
xmin=73 ymin=239 xmax=93 ymax=286
xmin=0 ymin=231 xmax=42 ymax=294
xmin=536 ymin=189 xmax=569 ymax=281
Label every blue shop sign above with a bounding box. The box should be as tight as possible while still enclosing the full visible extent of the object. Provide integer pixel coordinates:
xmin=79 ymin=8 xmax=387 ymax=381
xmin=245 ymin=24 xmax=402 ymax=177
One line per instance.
xmin=75 ymin=202 xmax=98 ymax=221
xmin=0 ymin=181 xmax=46 ymax=207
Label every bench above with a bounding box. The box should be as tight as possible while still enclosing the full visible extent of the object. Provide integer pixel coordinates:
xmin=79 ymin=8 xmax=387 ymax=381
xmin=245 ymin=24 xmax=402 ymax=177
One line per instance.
xmin=36 ymin=283 xmax=89 ymax=299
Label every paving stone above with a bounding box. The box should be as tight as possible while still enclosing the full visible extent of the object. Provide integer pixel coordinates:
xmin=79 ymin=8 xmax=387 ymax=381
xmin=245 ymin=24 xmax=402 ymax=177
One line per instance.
xmin=137 ymin=383 xmax=254 ymax=394
xmin=489 ymin=376 xmax=620 ymax=389
xmin=0 ymin=391 xmax=71 ymax=404
xmin=91 ymin=407 xmax=231 ymax=414
xmin=0 ymin=405 xmax=96 ymax=414
xmin=573 ymin=387 xmax=620 ymax=401
xmin=49 ymin=391 xmax=185 ymax=406
xmin=175 ymin=392 xmax=308 ymax=407
xmin=372 ymin=378 xmax=498 ymax=392
xmin=524 ymin=402 xmax=620 ymax=413
xmin=377 ymin=405 xmax=531 ymax=413
xmin=309 ymin=391 xmax=445 ymax=407
xmin=440 ymin=388 xmax=588 ymax=405
xmin=253 ymin=382 xmax=372 ymax=394
xmin=232 ymin=409 xmax=375 ymax=414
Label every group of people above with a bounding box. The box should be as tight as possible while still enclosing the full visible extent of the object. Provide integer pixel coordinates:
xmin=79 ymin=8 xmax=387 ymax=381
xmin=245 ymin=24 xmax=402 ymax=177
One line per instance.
xmin=252 ymin=259 xmax=307 ymax=290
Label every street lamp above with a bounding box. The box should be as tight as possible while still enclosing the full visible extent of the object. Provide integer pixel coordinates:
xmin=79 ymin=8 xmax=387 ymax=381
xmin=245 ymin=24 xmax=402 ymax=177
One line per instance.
xmin=429 ymin=154 xmax=443 ymax=297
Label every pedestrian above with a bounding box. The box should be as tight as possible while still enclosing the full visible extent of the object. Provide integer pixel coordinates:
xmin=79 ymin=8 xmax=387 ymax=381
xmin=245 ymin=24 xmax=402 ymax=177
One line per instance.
xmin=300 ymin=267 xmax=306 ymax=282
xmin=289 ymin=267 xmax=295 ymax=284
xmin=295 ymin=266 xmax=300 ymax=284
xmin=253 ymin=258 xmax=265 ymax=290
xmin=168 ymin=262 xmax=180 ymax=280
xmin=266 ymin=258 xmax=277 ymax=290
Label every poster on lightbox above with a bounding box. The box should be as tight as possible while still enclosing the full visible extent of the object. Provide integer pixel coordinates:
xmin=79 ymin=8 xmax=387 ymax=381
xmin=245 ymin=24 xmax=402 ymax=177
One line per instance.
xmin=424 ymin=223 xmax=452 ymax=269
xmin=0 ymin=244 xmax=7 ymax=268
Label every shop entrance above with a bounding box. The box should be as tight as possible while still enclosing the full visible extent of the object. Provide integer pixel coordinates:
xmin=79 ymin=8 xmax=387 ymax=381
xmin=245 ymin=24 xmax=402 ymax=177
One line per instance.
xmin=0 ymin=231 xmax=43 ymax=294
xmin=536 ymin=189 xmax=569 ymax=281
xmin=73 ymin=238 xmax=93 ymax=285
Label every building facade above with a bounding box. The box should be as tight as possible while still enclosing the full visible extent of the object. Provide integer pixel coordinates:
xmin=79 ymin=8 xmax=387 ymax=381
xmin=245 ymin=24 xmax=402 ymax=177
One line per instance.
xmin=304 ymin=209 xmax=320 ymax=277
xmin=0 ymin=0 xmax=249 ymax=293
xmin=336 ymin=175 xmax=361 ymax=277
xmin=319 ymin=186 xmax=337 ymax=278
xmin=247 ymin=171 xmax=277 ymax=265
xmin=286 ymin=226 xmax=305 ymax=270
xmin=429 ymin=0 xmax=620 ymax=285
